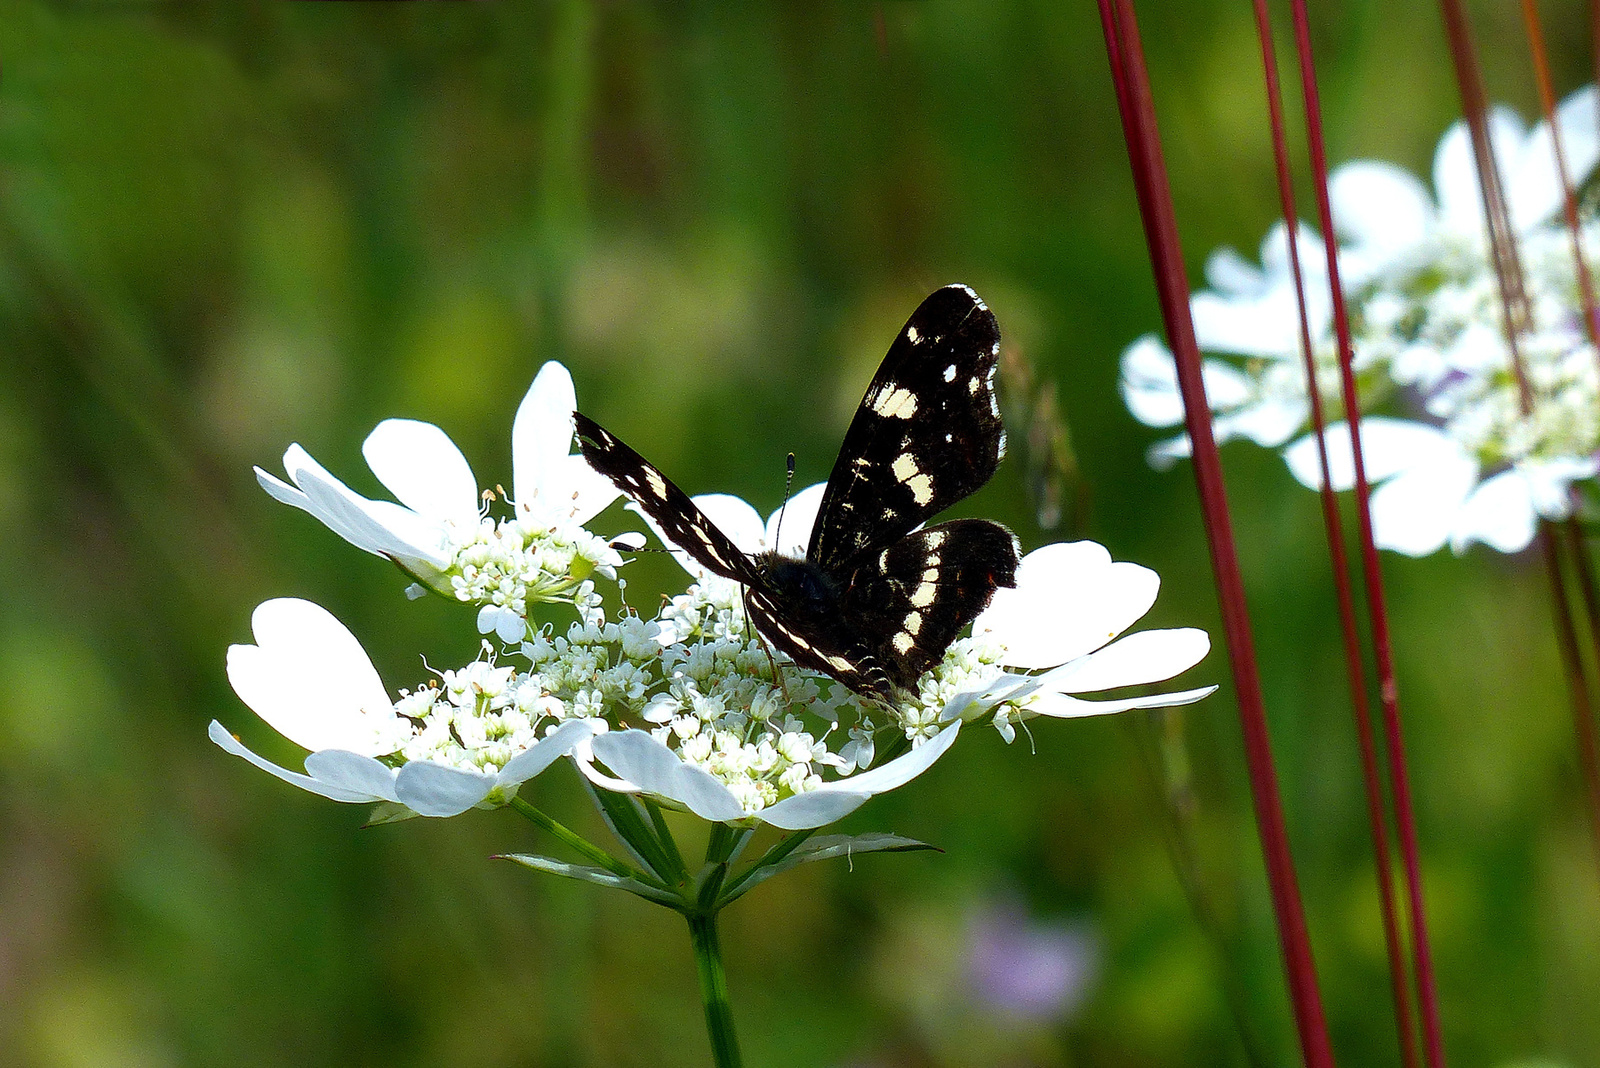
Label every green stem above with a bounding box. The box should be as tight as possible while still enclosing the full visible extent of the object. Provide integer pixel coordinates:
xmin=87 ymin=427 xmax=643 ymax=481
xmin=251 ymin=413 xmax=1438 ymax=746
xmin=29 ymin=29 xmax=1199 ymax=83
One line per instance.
xmin=507 ymin=797 xmax=666 ymax=888
xmin=687 ymin=912 xmax=743 ymax=1068
xmin=644 ymin=799 xmax=689 ymax=881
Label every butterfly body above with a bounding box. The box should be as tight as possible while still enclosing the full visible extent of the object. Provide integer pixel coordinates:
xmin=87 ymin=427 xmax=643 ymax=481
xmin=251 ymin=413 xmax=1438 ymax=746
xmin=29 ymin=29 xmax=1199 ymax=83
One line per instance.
xmin=576 ymin=284 xmax=1020 ymax=702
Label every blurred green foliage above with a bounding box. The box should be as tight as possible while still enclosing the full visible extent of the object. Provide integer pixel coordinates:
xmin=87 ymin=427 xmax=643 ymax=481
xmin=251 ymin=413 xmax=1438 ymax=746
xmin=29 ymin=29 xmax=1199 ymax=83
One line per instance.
xmin=1 ymin=1 xmax=1597 ymax=1065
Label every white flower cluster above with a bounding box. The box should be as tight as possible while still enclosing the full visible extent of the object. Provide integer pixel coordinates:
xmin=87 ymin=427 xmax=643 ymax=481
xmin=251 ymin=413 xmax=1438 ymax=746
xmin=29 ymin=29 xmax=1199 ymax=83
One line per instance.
xmin=1123 ymin=85 xmax=1600 ymax=556
xmin=446 ymin=508 xmax=624 ymax=642
xmin=215 ymin=362 xmax=1214 ymax=827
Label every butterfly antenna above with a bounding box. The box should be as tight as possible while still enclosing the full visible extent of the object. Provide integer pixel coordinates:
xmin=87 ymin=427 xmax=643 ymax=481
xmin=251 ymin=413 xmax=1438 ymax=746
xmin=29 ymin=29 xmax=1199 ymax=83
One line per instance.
xmin=771 ymin=452 xmax=797 ymax=554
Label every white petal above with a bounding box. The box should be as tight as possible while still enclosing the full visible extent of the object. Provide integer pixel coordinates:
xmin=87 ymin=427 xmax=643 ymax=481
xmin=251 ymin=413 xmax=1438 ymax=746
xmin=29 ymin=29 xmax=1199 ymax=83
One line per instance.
xmin=496 ymin=720 xmax=593 ymax=787
xmin=1449 ymin=469 xmax=1536 ymax=554
xmin=1368 ymin=451 xmax=1479 ymax=556
xmin=765 ymin=482 xmax=828 ymax=559
xmin=1040 ymin=627 xmax=1211 ymax=694
xmin=1147 ymin=433 xmax=1193 ymax=470
xmin=1522 ymin=456 xmax=1599 ymax=517
xmin=758 ymin=723 xmax=961 ymax=830
xmin=394 ymin=762 xmax=496 ymax=818
xmin=1329 ymin=161 xmax=1434 ymax=264
xmin=588 ymin=730 xmax=747 ymax=822
xmin=226 ymin=599 xmax=399 ymax=756
xmin=1283 ymin=418 xmax=1459 ymax=491
xmin=548 ymin=454 xmax=623 ymax=525
xmin=1509 ymin=84 xmax=1600 ymax=232
xmin=512 ymin=362 xmax=579 ymax=506
xmin=303 ymin=749 xmax=403 ymax=801
xmin=1121 ymin=336 xmax=1186 ymax=428
xmin=362 ymin=419 xmax=480 ymax=528
xmin=974 ymin=542 xmax=1159 ymax=669
xmin=1028 ymin=684 xmax=1217 ymax=719
xmin=690 ymin=494 xmax=766 ymax=553
xmin=1433 ymin=107 xmax=1527 ymax=237
xmin=286 ymin=450 xmax=452 ymax=572
xmin=208 ymin=720 xmax=382 ymax=803
xmin=1217 ymin=397 xmax=1308 ymax=449
xmin=1203 ymin=246 xmax=1267 ymax=296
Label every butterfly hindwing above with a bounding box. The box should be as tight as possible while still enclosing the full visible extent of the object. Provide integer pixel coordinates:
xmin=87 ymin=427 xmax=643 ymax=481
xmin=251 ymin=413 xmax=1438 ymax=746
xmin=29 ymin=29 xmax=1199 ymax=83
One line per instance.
xmin=808 ymin=284 xmax=1006 ymax=573
xmin=841 ymin=519 xmax=1020 ymax=691
xmin=572 ymin=413 xmax=760 ymax=586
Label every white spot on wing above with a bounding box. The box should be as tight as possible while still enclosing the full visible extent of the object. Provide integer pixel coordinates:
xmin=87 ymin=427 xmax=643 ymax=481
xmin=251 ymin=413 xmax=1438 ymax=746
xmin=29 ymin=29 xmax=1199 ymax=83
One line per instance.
xmin=905 ymin=611 xmax=923 ymax=635
xmin=645 ymin=470 xmax=669 ymax=499
xmin=906 ymin=325 xmax=920 ymax=344
xmin=871 ymin=386 xmax=919 ymax=419
xmin=892 ymin=632 xmax=913 ymax=654
xmin=910 ymin=581 xmax=936 ymax=608
xmin=907 ymin=473 xmax=934 ymax=505
xmin=892 ymin=453 xmax=919 ymax=482
xmin=968 ymin=376 xmax=980 ymax=394
xmin=943 ymin=363 xmax=957 ymax=383
xmin=926 ymin=531 xmax=947 ymax=550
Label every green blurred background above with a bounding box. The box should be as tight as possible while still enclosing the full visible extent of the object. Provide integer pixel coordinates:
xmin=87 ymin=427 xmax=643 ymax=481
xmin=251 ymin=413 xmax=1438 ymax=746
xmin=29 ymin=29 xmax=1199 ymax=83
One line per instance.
xmin=2 ymin=1 xmax=1597 ymax=1065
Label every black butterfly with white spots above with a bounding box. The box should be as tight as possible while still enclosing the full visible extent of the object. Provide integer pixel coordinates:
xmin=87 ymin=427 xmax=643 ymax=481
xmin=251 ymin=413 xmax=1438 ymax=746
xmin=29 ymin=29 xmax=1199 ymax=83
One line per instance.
xmin=574 ymin=284 xmax=1020 ymax=702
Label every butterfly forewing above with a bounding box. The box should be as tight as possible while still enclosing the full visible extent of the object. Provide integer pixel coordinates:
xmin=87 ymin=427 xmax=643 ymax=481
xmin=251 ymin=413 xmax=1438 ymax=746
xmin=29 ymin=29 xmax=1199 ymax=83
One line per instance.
xmin=808 ymin=284 xmax=1006 ymax=573
xmin=841 ymin=519 xmax=1020 ymax=690
xmin=572 ymin=413 xmax=760 ymax=587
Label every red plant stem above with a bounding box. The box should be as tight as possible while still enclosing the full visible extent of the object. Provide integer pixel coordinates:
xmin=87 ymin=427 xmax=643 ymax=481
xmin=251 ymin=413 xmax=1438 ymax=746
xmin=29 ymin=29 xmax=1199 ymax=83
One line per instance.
xmin=1561 ymin=518 xmax=1600 ymax=855
xmin=1522 ymin=0 xmax=1600 ymax=880
xmin=1095 ymin=4 xmax=1336 ymax=1065
xmin=1520 ymin=0 xmax=1600 ymax=355
xmin=1249 ymin=6 xmax=1420 ymax=1067
xmin=1289 ymin=6 xmax=1450 ymax=1068
xmin=1437 ymin=0 xmax=1600 ymax=883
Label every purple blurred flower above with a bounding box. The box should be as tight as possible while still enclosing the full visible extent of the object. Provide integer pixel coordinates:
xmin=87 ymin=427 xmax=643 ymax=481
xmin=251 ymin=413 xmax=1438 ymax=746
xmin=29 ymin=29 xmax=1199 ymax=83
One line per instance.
xmin=965 ymin=902 xmax=1098 ymax=1023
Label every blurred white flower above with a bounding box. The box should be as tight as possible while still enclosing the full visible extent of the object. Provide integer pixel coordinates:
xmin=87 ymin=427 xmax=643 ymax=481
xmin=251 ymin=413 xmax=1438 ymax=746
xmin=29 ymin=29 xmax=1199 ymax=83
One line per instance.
xmin=212 ymin=598 xmax=589 ymax=817
xmin=1332 ymin=85 xmax=1600 ymax=283
xmin=1285 ymin=418 xmax=1597 ymax=556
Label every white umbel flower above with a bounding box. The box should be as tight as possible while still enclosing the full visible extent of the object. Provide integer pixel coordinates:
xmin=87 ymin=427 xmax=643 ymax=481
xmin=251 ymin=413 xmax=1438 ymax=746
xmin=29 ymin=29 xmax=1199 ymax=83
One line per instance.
xmin=211 ymin=598 xmax=589 ymax=817
xmin=255 ymin=362 xmax=621 ymax=593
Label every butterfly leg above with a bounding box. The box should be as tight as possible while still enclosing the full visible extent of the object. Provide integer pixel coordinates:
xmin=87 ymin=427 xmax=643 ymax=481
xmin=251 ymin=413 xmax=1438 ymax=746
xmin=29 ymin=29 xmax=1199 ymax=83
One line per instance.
xmin=741 ymin=587 xmax=791 ymax=703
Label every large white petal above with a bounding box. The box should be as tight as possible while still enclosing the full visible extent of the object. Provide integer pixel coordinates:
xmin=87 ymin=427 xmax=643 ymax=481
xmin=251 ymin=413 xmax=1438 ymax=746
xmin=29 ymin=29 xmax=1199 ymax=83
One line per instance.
xmin=1039 ymin=627 xmax=1211 ymax=694
xmin=1121 ymin=336 xmax=1186 ymax=428
xmin=588 ymin=730 xmax=747 ymax=823
xmin=291 ymin=464 xmax=452 ymax=577
xmin=1433 ymin=107 xmax=1527 ymax=237
xmin=757 ymin=723 xmax=961 ymax=830
xmin=496 ymin=719 xmax=593 ymax=787
xmin=1217 ymin=397 xmax=1309 ymax=449
xmin=1449 ymin=469 xmax=1537 ymax=554
xmin=303 ymin=749 xmax=403 ymax=801
xmin=1509 ymin=84 xmax=1600 ymax=233
xmin=1368 ymin=451 xmax=1479 ymax=556
xmin=209 ymin=721 xmax=384 ymax=803
xmin=394 ymin=762 xmax=496 ymax=817
xmin=258 ymin=446 xmax=390 ymax=555
xmin=226 ymin=599 xmax=398 ymax=756
xmin=1329 ymin=161 xmax=1434 ymax=265
xmin=1203 ymin=246 xmax=1267 ymax=296
xmin=1028 ymin=685 xmax=1217 ymax=719
xmin=765 ymin=482 xmax=828 ymax=559
xmin=362 ymin=419 xmax=480 ymax=528
xmin=975 ymin=542 xmax=1159 ymax=670
xmin=1283 ymin=418 xmax=1459 ymax=492
xmin=512 ymin=362 xmax=579 ymax=506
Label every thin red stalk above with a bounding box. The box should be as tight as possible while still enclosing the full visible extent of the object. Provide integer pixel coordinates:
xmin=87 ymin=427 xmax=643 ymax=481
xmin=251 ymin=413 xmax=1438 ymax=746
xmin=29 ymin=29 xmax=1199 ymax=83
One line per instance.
xmin=1289 ymin=5 xmax=1449 ymax=1068
xmin=1561 ymin=518 xmax=1600 ymax=855
xmin=1520 ymin=0 xmax=1600 ymax=355
xmin=1437 ymin=0 xmax=1600 ymax=881
xmin=1523 ymin=0 xmax=1600 ymax=879
xmin=1249 ymin=6 xmax=1420 ymax=1067
xmin=1096 ymin=4 xmax=1336 ymax=1065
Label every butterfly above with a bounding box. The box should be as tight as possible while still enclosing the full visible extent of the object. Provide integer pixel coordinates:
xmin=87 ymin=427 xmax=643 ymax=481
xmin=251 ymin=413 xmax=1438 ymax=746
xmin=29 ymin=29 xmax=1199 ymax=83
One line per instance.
xmin=574 ymin=284 xmax=1019 ymax=702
